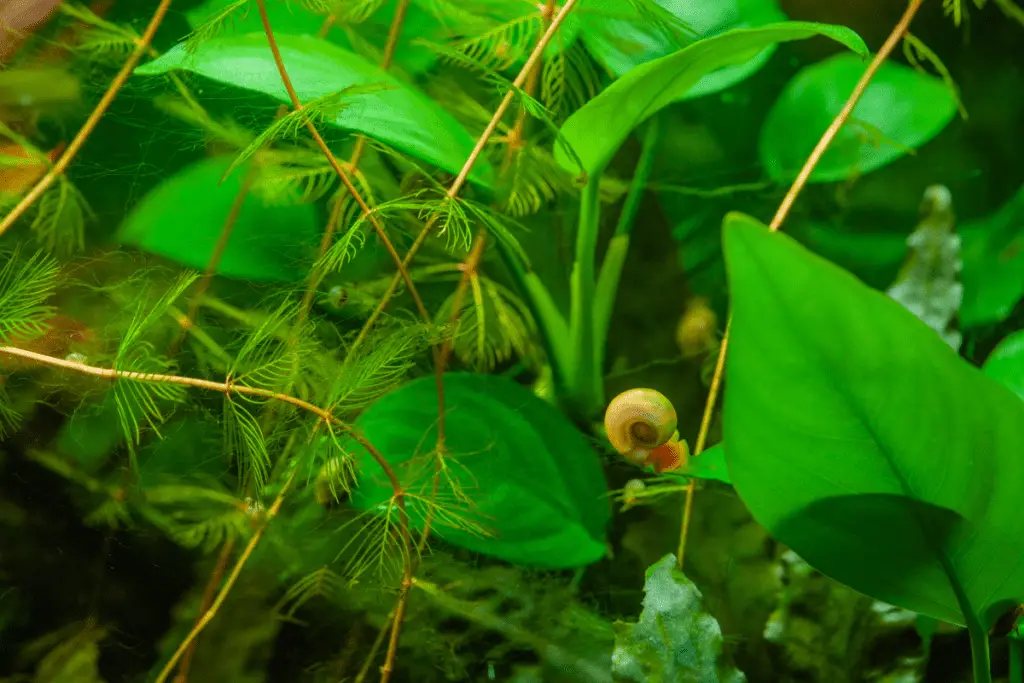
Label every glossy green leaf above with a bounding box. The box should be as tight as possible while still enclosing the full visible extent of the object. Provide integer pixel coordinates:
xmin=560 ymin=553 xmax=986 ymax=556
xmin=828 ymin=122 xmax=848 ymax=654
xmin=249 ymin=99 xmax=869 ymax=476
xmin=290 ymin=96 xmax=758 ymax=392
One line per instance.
xmin=118 ymin=156 xmax=319 ymax=282
xmin=722 ymin=211 xmax=1024 ymax=629
xmin=612 ymin=554 xmax=744 ymax=682
xmin=556 ymin=22 xmax=867 ymax=178
xmin=134 ymin=35 xmax=495 ymax=189
xmin=347 ymin=373 xmax=610 ymax=569
xmin=580 ymin=0 xmax=787 ymax=99
xmin=185 ymin=0 xmax=443 ymax=75
xmin=983 ymin=330 xmax=1024 ymax=401
xmin=680 ymin=443 xmax=731 ymax=484
xmin=759 ymin=53 xmax=957 ymax=183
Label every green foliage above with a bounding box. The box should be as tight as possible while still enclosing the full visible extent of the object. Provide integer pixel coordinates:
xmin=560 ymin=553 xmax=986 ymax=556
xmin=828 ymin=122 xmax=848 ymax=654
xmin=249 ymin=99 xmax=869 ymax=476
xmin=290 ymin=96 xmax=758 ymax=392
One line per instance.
xmin=346 ymin=372 xmax=611 ymax=568
xmin=759 ymin=53 xmax=958 ymax=182
xmin=556 ymin=21 xmax=868 ymax=178
xmin=117 ymin=156 xmax=321 ymax=282
xmin=959 ymin=184 xmax=1024 ymax=327
xmin=611 ymin=554 xmax=745 ymax=683
xmin=983 ymin=330 xmax=1024 ymax=401
xmin=580 ymin=0 xmax=787 ymax=100
xmin=721 ymin=212 xmax=1024 ymax=629
xmin=134 ymin=34 xmax=496 ymax=189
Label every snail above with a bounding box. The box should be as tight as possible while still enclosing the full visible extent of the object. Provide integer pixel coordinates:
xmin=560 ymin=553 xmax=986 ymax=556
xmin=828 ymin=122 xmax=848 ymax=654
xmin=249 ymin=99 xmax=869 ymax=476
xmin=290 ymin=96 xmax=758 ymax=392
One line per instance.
xmin=676 ymin=296 xmax=718 ymax=358
xmin=603 ymin=388 xmax=689 ymax=474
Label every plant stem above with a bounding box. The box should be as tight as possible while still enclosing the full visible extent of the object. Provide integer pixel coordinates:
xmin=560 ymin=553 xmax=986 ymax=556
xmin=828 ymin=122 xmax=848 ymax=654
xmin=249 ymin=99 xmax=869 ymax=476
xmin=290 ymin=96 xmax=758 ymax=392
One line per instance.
xmin=0 ymin=0 xmax=175 ymax=239
xmin=566 ymin=177 xmax=602 ymax=418
xmin=682 ymin=0 xmax=928 ymax=571
xmin=1010 ymin=633 xmax=1023 ymax=683
xmin=347 ymin=0 xmax=583 ymax=358
xmin=593 ymin=114 xmax=661 ymax=376
xmin=967 ymin=620 xmax=993 ymax=683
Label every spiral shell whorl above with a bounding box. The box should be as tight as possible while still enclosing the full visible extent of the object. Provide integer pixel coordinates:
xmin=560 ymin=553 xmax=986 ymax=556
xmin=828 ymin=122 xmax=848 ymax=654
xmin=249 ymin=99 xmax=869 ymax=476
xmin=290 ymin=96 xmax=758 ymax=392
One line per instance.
xmin=604 ymin=388 xmax=678 ymax=465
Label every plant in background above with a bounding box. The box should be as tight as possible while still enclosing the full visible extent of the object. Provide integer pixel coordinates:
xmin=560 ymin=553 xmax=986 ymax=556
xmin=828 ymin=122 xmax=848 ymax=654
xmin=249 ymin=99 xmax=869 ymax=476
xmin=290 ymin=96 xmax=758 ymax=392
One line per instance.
xmin=0 ymin=0 xmax=1022 ymax=682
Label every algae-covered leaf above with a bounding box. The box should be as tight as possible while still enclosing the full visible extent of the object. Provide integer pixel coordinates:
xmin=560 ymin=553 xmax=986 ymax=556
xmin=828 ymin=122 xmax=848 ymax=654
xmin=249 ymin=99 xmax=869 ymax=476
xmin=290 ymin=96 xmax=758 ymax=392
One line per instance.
xmin=759 ymin=53 xmax=957 ymax=183
xmin=135 ymin=35 xmax=495 ymax=189
xmin=118 ymin=156 xmax=319 ymax=282
xmin=612 ymin=554 xmax=745 ymax=682
xmin=347 ymin=372 xmax=610 ymax=569
xmin=556 ymin=22 xmax=866 ymax=178
xmin=721 ymin=212 xmax=1024 ymax=628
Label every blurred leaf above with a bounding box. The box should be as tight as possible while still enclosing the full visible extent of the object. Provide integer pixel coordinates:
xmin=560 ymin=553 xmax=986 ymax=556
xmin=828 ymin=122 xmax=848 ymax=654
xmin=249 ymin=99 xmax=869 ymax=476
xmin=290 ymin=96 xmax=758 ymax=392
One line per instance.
xmin=135 ymin=35 xmax=495 ymax=189
xmin=759 ymin=53 xmax=957 ymax=183
xmin=611 ymin=554 xmax=744 ymax=682
xmin=347 ymin=372 xmax=611 ymax=569
xmin=556 ymin=22 xmax=867 ymax=178
xmin=54 ymin=393 xmax=124 ymax=475
xmin=581 ymin=0 xmax=787 ymax=99
xmin=959 ymin=184 xmax=1024 ymax=327
xmin=721 ymin=212 xmax=1024 ymax=628
xmin=118 ymin=156 xmax=319 ymax=282
xmin=983 ymin=330 xmax=1024 ymax=401
xmin=186 ymin=0 xmax=443 ymax=75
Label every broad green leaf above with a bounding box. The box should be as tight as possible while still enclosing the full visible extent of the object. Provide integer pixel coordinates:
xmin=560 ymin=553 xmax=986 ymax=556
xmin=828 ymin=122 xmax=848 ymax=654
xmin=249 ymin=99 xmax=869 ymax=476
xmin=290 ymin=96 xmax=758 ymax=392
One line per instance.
xmin=581 ymin=0 xmax=786 ymax=99
xmin=721 ymin=212 xmax=1024 ymax=629
xmin=54 ymin=393 xmax=124 ymax=475
xmin=347 ymin=372 xmax=610 ymax=569
xmin=612 ymin=554 xmax=744 ymax=682
xmin=983 ymin=330 xmax=1024 ymax=401
xmin=682 ymin=443 xmax=731 ymax=484
xmin=185 ymin=0 xmax=443 ymax=75
xmin=118 ymin=156 xmax=319 ymax=282
xmin=759 ymin=53 xmax=957 ymax=183
xmin=556 ymin=22 xmax=867 ymax=178
xmin=134 ymin=35 xmax=495 ymax=189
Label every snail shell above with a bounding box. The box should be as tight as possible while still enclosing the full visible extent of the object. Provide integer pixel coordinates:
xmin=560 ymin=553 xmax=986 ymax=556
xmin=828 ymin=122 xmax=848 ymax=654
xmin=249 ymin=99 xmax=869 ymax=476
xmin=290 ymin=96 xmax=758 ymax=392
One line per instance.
xmin=604 ymin=388 xmax=678 ymax=467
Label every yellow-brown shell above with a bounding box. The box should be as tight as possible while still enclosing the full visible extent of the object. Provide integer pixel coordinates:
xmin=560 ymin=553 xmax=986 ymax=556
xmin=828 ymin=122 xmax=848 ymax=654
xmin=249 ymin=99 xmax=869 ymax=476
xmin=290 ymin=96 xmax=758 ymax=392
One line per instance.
xmin=676 ymin=296 xmax=717 ymax=358
xmin=604 ymin=388 xmax=678 ymax=466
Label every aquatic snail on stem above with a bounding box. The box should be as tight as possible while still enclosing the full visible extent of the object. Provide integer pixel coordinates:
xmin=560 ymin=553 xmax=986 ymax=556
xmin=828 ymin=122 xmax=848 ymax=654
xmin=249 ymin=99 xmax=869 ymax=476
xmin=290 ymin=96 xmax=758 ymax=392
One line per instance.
xmin=603 ymin=388 xmax=689 ymax=474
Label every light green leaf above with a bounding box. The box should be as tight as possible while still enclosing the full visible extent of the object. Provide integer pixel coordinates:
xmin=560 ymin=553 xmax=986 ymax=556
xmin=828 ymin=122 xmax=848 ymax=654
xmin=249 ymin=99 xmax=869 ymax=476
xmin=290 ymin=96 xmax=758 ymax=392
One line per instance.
xmin=959 ymin=184 xmax=1024 ymax=327
xmin=347 ymin=372 xmax=611 ymax=569
xmin=185 ymin=0 xmax=443 ymax=75
xmin=682 ymin=443 xmax=731 ymax=484
xmin=983 ymin=330 xmax=1024 ymax=401
xmin=118 ymin=156 xmax=319 ymax=282
xmin=759 ymin=53 xmax=958 ymax=183
xmin=556 ymin=22 xmax=867 ymax=178
xmin=721 ymin=211 xmax=1024 ymax=629
xmin=134 ymin=35 xmax=495 ymax=189
xmin=581 ymin=0 xmax=787 ymax=99
xmin=612 ymin=554 xmax=745 ymax=683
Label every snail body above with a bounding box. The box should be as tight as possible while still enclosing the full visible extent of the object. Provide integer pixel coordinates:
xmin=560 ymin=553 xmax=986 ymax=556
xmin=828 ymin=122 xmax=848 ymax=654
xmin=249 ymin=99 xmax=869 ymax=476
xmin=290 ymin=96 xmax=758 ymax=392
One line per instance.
xmin=604 ymin=388 xmax=688 ymax=473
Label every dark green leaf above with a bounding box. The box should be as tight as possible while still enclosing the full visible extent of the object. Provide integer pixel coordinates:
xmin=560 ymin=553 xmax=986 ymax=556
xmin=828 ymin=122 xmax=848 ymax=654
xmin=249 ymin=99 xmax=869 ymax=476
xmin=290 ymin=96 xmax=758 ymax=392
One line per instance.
xmin=118 ymin=156 xmax=319 ymax=282
xmin=759 ymin=53 xmax=957 ymax=183
xmin=983 ymin=330 xmax=1024 ymax=401
xmin=612 ymin=554 xmax=744 ymax=682
xmin=959 ymin=184 xmax=1024 ymax=327
xmin=556 ymin=22 xmax=867 ymax=178
xmin=721 ymin=212 xmax=1024 ymax=628
xmin=347 ymin=372 xmax=610 ymax=569
xmin=135 ymin=35 xmax=495 ymax=189
xmin=581 ymin=0 xmax=786 ymax=99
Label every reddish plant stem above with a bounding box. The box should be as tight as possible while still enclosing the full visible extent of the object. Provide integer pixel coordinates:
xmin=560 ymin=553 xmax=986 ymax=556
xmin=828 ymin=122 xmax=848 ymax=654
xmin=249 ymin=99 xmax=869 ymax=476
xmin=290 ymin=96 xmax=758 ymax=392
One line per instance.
xmin=679 ymin=0 xmax=928 ymax=571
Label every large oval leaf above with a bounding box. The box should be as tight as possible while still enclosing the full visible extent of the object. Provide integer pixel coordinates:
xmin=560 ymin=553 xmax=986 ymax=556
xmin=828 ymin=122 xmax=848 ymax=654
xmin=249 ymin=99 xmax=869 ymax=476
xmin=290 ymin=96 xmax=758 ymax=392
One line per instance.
xmin=580 ymin=0 xmax=787 ymax=99
xmin=759 ymin=53 xmax=958 ymax=183
xmin=721 ymin=212 xmax=1024 ymax=628
xmin=118 ymin=156 xmax=319 ymax=282
xmin=134 ymin=35 xmax=495 ymax=189
xmin=555 ymin=22 xmax=867 ymax=178
xmin=346 ymin=373 xmax=611 ymax=569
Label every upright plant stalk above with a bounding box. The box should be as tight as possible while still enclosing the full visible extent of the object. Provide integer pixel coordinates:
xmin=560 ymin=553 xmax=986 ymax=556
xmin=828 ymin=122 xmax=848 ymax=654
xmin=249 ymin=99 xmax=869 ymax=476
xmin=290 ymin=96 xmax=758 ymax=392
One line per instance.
xmin=0 ymin=0 xmax=175 ymax=238
xmin=566 ymin=177 xmax=603 ymax=417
